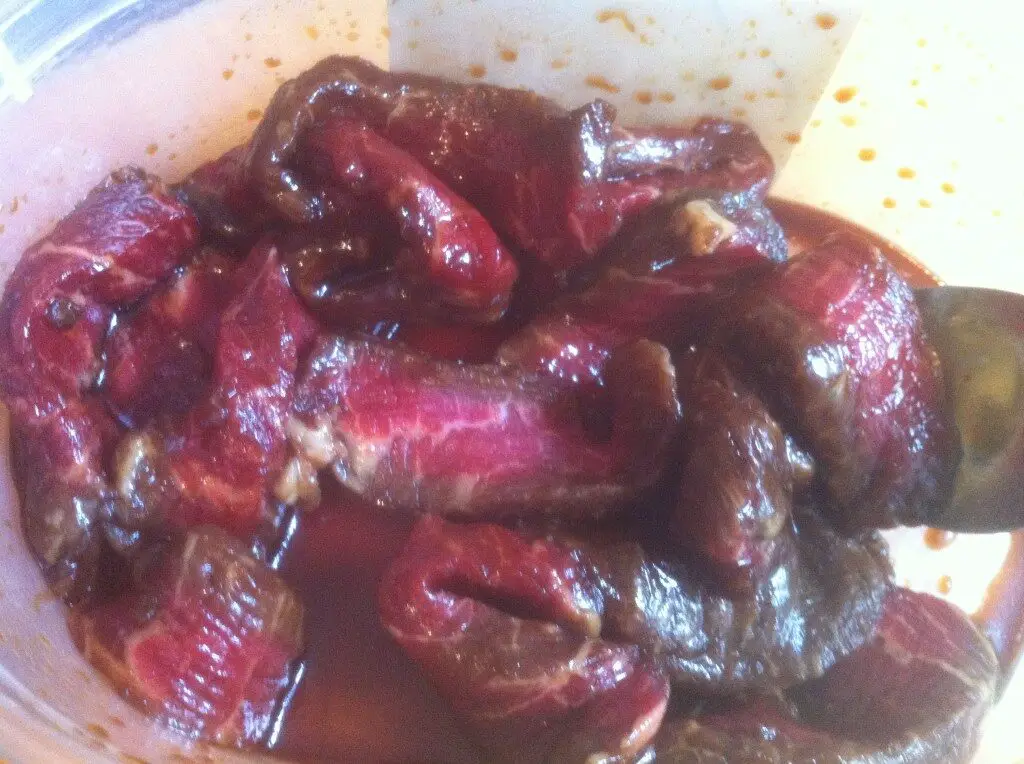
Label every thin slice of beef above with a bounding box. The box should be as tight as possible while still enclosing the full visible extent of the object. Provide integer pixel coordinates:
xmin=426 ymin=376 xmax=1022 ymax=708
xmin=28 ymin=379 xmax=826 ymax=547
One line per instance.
xmin=304 ymin=119 xmax=519 ymax=324
xmin=68 ymin=526 xmax=305 ymax=747
xmin=651 ymin=589 xmax=998 ymax=764
xmin=111 ymin=241 xmax=319 ymax=537
xmin=714 ymin=232 xmax=956 ymax=531
xmin=244 ymin=56 xmax=774 ymax=273
xmin=292 ymin=336 xmax=679 ymax=519
xmin=102 ymin=248 xmax=238 ymax=427
xmin=497 ymin=191 xmax=781 ymax=394
xmin=379 ymin=516 xmax=669 ymax=761
xmin=0 ymin=168 xmax=200 ymax=597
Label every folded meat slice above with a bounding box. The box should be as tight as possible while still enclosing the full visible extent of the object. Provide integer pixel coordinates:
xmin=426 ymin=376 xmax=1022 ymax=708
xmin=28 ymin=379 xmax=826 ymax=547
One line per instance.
xmin=112 ymin=241 xmax=319 ymax=537
xmin=245 ymin=55 xmax=774 ymax=272
xmin=0 ymin=168 xmax=199 ymax=597
xmin=714 ymin=232 xmax=956 ymax=531
xmin=292 ymin=336 xmax=679 ymax=519
xmin=497 ymin=191 xmax=781 ymax=393
xmin=651 ymin=589 xmax=998 ymax=764
xmin=379 ymin=516 xmax=669 ymax=761
xmin=380 ymin=510 xmax=891 ymax=748
xmin=69 ymin=526 xmax=305 ymax=747
xmin=103 ymin=248 xmax=238 ymax=427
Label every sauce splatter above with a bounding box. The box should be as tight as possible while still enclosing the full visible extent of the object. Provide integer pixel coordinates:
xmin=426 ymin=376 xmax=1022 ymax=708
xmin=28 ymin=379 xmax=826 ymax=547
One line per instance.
xmin=657 ymin=91 xmax=676 ymax=103
xmin=840 ymin=115 xmax=857 ymax=127
xmin=86 ymin=723 xmax=110 ymax=740
xmin=758 ymin=47 xmax=771 ymax=58
xmin=585 ymin=74 xmax=621 ymax=93
xmin=380 ymin=26 xmax=390 ymax=39
xmin=145 ymin=143 xmax=158 ymax=156
xmin=743 ymin=91 xmax=757 ymax=103
xmin=815 ymin=12 xmax=838 ymax=30
xmin=834 ymin=86 xmax=858 ymax=103
xmin=917 ymin=38 xmax=928 ymax=48
xmin=941 ymin=182 xmax=956 ymax=194
xmin=597 ymin=9 xmax=637 ymax=34
xmin=347 ymin=31 xmax=359 ymax=42
xmin=783 ymin=132 xmax=802 ymax=145
xmin=775 ymin=69 xmax=786 ymax=80
xmin=924 ymin=528 xmax=958 ymax=550
xmin=898 ymin=167 xmax=917 ymax=180
xmin=765 ymin=88 xmax=780 ymax=99
xmin=919 ymin=199 xmax=933 ymax=209
xmin=938 ymin=575 xmax=954 ymax=595
xmin=859 ymin=148 xmax=877 ymax=161
xmin=737 ymin=50 xmax=748 ymax=60
xmin=882 ymin=197 xmax=897 ymax=209
xmin=467 ymin=64 xmax=487 ymax=79
xmin=708 ymin=75 xmax=732 ymax=91
xmin=222 ymin=69 xmax=234 ymax=80
xmin=550 ymin=58 xmax=569 ymax=70
xmin=916 ymin=98 xmax=929 ymax=108
xmin=247 ymin=108 xmax=264 ymax=121
xmin=498 ymin=48 xmax=518 ymax=63
xmin=634 ymin=90 xmax=654 ymax=105
xmin=305 ymin=25 xmax=320 ymax=40
xmin=264 ymin=56 xmax=282 ymax=68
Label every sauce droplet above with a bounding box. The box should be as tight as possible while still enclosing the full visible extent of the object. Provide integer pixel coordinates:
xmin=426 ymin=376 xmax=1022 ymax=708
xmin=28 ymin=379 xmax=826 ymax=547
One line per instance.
xmin=346 ymin=31 xmax=359 ymax=42
xmin=585 ymin=74 xmax=621 ymax=94
xmin=916 ymin=98 xmax=929 ymax=108
xmin=634 ymin=90 xmax=654 ymax=105
xmin=815 ymin=12 xmax=838 ymax=30
xmin=924 ymin=528 xmax=958 ymax=550
xmin=840 ymin=115 xmax=857 ymax=127
xmin=145 ymin=143 xmax=158 ymax=156
xmin=305 ymin=25 xmax=320 ymax=40
xmin=775 ymin=69 xmax=786 ymax=80
xmin=898 ymin=167 xmax=917 ymax=179
xmin=758 ymin=47 xmax=771 ymax=58
xmin=222 ymin=69 xmax=234 ymax=80
xmin=765 ymin=88 xmax=780 ymax=99
xmin=247 ymin=108 xmax=263 ymax=121
xmin=264 ymin=56 xmax=282 ymax=68
xmin=596 ymin=9 xmax=637 ymax=34
xmin=498 ymin=48 xmax=518 ymax=63
xmin=783 ymin=132 xmax=801 ymax=145
xmin=380 ymin=26 xmax=390 ymax=39
xmin=938 ymin=574 xmax=953 ymax=594
xmin=657 ymin=91 xmax=676 ymax=103
xmin=859 ymin=148 xmax=877 ymax=161
xmin=941 ymin=182 xmax=956 ymax=194
xmin=550 ymin=58 xmax=569 ymax=70
xmin=918 ymin=198 xmax=933 ymax=209
xmin=467 ymin=64 xmax=487 ymax=79
xmin=834 ymin=86 xmax=858 ymax=103
xmin=708 ymin=75 xmax=733 ymax=91
xmin=882 ymin=197 xmax=897 ymax=209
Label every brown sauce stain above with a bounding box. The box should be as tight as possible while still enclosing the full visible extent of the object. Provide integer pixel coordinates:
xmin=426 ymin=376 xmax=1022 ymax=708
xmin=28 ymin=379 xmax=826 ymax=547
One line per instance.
xmin=764 ymin=88 xmax=780 ymax=99
xmin=898 ymin=167 xmax=917 ymax=180
xmin=743 ymin=90 xmax=757 ymax=103
xmin=783 ymin=132 xmax=802 ymax=145
xmin=815 ymin=12 xmax=838 ymax=30
xmin=859 ymin=147 xmax=877 ymax=162
xmin=924 ymin=528 xmax=958 ymax=550
xmin=737 ymin=50 xmax=748 ymax=60
xmin=247 ymin=108 xmax=264 ymax=121
xmin=915 ymin=97 xmax=929 ymax=109
xmin=775 ymin=69 xmax=786 ymax=80
xmin=9 ymin=197 xmax=19 ymax=214
xmin=708 ymin=75 xmax=733 ymax=91
xmin=244 ymin=32 xmax=253 ymax=41
xmin=86 ymin=723 xmax=110 ymax=740
xmin=834 ymin=85 xmax=858 ymax=103
xmin=346 ymin=31 xmax=360 ymax=42
xmin=467 ymin=64 xmax=487 ymax=79
xmin=633 ymin=90 xmax=654 ymax=105
xmin=550 ymin=58 xmax=569 ymax=70
xmin=498 ymin=48 xmax=519 ymax=63
xmin=918 ymin=199 xmax=933 ymax=209
xmin=221 ymin=69 xmax=234 ymax=81
xmin=938 ymin=575 xmax=953 ymax=594
xmin=840 ymin=115 xmax=857 ymax=127
xmin=596 ymin=9 xmax=637 ymax=34
xmin=882 ymin=197 xmax=897 ymax=209
xmin=264 ymin=56 xmax=282 ymax=68
xmin=941 ymin=182 xmax=956 ymax=194
xmin=145 ymin=143 xmax=158 ymax=156
xmin=758 ymin=47 xmax=771 ymax=58
xmin=585 ymin=74 xmax=621 ymax=93
xmin=305 ymin=25 xmax=320 ymax=40
xmin=380 ymin=26 xmax=390 ymax=39
xmin=657 ymin=91 xmax=676 ymax=103
xmin=731 ymin=107 xmax=748 ymax=119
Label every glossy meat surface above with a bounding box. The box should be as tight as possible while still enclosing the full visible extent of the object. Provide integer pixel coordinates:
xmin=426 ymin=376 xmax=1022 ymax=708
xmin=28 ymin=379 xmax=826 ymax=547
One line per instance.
xmin=69 ymin=527 xmax=304 ymax=747
xmin=0 ymin=169 xmax=199 ymax=596
xmin=245 ymin=55 xmax=774 ymax=273
xmin=293 ymin=336 xmax=680 ymax=518
xmin=652 ymin=589 xmax=998 ymax=763
xmin=716 ymin=232 xmax=956 ymax=530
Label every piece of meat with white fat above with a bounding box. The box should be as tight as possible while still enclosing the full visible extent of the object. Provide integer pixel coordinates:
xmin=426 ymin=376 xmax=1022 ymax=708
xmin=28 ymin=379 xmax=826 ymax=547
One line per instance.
xmin=651 ymin=589 xmax=998 ymax=763
xmin=292 ymin=336 xmax=679 ymax=519
xmin=0 ymin=168 xmax=199 ymax=598
xmin=69 ymin=526 xmax=304 ymax=747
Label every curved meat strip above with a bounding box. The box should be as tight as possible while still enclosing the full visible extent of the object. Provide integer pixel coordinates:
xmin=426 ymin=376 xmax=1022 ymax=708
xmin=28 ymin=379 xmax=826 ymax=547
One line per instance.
xmin=714 ymin=232 xmax=957 ymax=531
xmin=292 ymin=336 xmax=679 ymax=519
xmin=381 ymin=511 xmax=891 ymax=729
xmin=112 ymin=240 xmax=319 ymax=538
xmin=673 ymin=350 xmax=809 ymax=587
xmin=379 ymin=516 xmax=669 ymax=761
xmin=0 ymin=169 xmax=199 ymax=597
xmin=303 ymin=119 xmax=519 ymax=323
xmin=103 ymin=248 xmax=238 ymax=428
xmin=651 ymin=589 xmax=998 ymax=764
xmin=244 ymin=55 xmax=774 ymax=271
xmin=69 ymin=526 xmax=305 ymax=747
xmin=497 ymin=190 xmax=781 ymax=394
xmin=174 ymin=145 xmax=270 ymax=245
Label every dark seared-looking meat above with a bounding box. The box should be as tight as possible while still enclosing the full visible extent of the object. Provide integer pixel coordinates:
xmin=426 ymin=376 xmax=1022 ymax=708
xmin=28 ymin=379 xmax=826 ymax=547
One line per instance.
xmin=292 ymin=336 xmax=679 ymax=519
xmin=174 ymin=146 xmax=270 ymax=246
xmin=497 ymin=191 xmax=781 ymax=393
xmin=716 ymin=232 xmax=956 ymax=531
xmin=673 ymin=350 xmax=809 ymax=583
xmin=379 ymin=516 xmax=669 ymax=761
xmin=651 ymin=589 xmax=998 ymax=763
xmin=304 ymin=119 xmax=519 ymax=323
xmin=111 ymin=242 xmax=319 ymax=537
xmin=380 ymin=511 xmax=891 ymax=748
xmin=69 ymin=527 xmax=305 ymax=747
xmin=103 ymin=249 xmax=238 ymax=428
xmin=0 ymin=169 xmax=200 ymax=597
xmin=244 ymin=56 xmax=773 ymax=272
